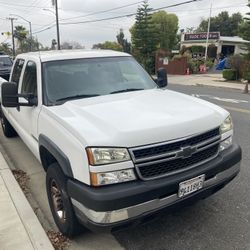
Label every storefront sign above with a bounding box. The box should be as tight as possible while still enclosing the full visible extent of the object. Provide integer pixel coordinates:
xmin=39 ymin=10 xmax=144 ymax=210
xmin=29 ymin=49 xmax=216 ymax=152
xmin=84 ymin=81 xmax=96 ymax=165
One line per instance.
xmin=184 ymin=32 xmax=220 ymax=41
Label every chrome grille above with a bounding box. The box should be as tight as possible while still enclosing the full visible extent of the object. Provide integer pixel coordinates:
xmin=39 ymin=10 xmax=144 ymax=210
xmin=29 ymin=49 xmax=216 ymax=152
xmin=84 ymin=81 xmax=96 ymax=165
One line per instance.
xmin=129 ymin=128 xmax=221 ymax=180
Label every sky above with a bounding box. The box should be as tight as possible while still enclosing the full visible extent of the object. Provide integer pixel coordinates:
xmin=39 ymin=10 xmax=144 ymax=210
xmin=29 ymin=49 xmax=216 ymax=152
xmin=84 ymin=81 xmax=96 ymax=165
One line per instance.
xmin=0 ymin=0 xmax=249 ymax=49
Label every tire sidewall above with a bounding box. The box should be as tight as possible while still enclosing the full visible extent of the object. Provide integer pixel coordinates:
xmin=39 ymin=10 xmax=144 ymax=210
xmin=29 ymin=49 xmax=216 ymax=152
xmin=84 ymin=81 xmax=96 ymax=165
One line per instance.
xmin=46 ymin=163 xmax=80 ymax=237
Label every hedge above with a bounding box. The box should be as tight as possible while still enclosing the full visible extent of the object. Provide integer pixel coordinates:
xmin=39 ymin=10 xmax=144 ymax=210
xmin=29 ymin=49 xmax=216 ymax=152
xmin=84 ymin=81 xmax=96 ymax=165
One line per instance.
xmin=244 ymin=71 xmax=250 ymax=81
xmin=223 ymin=69 xmax=237 ymax=81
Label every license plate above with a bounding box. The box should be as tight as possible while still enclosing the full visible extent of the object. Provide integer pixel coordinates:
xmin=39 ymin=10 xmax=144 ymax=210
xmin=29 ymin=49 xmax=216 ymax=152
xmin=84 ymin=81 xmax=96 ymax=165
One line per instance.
xmin=178 ymin=175 xmax=205 ymax=198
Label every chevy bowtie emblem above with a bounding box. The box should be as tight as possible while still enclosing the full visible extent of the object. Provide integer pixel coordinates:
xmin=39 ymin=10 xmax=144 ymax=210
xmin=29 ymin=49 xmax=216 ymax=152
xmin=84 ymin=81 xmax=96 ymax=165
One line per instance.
xmin=178 ymin=146 xmax=197 ymax=158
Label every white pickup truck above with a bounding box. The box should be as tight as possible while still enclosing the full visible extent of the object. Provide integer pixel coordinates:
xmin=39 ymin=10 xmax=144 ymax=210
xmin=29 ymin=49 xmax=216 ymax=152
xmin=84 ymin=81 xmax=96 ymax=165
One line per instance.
xmin=0 ymin=50 xmax=241 ymax=237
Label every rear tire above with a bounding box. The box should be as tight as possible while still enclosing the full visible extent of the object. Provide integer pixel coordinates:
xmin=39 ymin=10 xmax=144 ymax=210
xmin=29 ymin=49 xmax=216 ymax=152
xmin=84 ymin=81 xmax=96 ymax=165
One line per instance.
xmin=0 ymin=107 xmax=17 ymax=137
xmin=46 ymin=163 xmax=82 ymax=237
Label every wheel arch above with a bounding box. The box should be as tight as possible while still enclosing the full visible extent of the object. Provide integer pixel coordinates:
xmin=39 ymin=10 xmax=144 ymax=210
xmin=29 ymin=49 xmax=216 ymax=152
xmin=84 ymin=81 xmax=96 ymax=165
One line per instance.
xmin=39 ymin=134 xmax=74 ymax=178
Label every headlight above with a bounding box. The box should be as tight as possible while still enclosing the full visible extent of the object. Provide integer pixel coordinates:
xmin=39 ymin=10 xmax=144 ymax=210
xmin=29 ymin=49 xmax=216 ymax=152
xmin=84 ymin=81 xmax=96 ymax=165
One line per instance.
xmin=220 ymin=115 xmax=233 ymax=151
xmin=90 ymin=169 xmax=136 ymax=186
xmin=86 ymin=147 xmax=131 ymax=165
xmin=220 ymin=115 xmax=233 ymax=134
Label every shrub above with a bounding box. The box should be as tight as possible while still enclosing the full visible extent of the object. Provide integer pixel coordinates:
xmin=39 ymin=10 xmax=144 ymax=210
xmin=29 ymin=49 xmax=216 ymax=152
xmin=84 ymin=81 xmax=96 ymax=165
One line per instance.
xmin=223 ymin=69 xmax=237 ymax=81
xmin=187 ymin=58 xmax=204 ymax=73
xmin=244 ymin=71 xmax=250 ymax=81
xmin=229 ymin=55 xmax=245 ymax=80
xmin=205 ymin=59 xmax=214 ymax=69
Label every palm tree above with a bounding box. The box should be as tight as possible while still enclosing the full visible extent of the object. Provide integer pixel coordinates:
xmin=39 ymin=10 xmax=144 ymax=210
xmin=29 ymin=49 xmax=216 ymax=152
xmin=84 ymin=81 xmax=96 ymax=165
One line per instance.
xmin=14 ymin=25 xmax=28 ymax=53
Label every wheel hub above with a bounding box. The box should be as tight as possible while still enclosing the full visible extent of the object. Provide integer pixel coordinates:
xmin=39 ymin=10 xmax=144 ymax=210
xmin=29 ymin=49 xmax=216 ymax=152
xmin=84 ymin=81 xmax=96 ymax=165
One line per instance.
xmin=51 ymin=179 xmax=66 ymax=223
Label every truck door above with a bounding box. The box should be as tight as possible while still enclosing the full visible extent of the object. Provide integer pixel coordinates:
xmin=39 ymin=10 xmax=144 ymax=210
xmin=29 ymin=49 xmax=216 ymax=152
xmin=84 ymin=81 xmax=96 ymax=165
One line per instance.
xmin=13 ymin=60 xmax=41 ymax=158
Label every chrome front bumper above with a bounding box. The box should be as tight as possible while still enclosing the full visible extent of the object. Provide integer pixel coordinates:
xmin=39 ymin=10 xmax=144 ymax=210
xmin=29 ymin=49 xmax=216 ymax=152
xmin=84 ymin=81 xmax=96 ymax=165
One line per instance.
xmin=72 ymin=162 xmax=240 ymax=225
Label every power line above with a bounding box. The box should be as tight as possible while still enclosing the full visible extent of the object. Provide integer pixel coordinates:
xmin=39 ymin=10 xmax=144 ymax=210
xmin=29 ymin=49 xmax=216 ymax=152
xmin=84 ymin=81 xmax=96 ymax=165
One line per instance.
xmin=32 ymin=0 xmax=202 ymax=34
xmin=60 ymin=0 xmax=202 ymax=25
xmin=61 ymin=1 xmax=144 ymax=21
xmin=33 ymin=0 xmax=246 ymax=34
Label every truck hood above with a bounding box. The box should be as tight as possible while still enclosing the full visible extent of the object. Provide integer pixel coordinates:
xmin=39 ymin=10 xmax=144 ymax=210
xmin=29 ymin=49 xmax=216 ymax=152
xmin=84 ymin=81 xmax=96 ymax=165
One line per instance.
xmin=45 ymin=89 xmax=228 ymax=147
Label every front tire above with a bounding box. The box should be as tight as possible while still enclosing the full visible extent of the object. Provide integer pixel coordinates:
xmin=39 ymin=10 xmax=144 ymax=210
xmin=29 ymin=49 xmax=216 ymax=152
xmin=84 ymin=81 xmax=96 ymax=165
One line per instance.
xmin=0 ymin=108 xmax=17 ymax=137
xmin=46 ymin=163 xmax=81 ymax=237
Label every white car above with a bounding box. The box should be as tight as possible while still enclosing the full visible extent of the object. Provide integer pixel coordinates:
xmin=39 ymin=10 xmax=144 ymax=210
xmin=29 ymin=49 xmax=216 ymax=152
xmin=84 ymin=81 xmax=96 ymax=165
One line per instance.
xmin=0 ymin=50 xmax=241 ymax=237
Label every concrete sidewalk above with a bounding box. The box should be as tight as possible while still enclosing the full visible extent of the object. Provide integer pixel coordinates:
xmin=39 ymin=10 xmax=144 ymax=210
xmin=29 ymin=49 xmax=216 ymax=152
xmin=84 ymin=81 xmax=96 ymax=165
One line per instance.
xmin=168 ymin=73 xmax=246 ymax=91
xmin=0 ymin=152 xmax=53 ymax=250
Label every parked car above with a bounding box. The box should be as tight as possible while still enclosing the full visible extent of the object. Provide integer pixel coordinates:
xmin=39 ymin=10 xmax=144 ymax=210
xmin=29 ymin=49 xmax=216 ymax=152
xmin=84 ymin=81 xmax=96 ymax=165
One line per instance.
xmin=0 ymin=50 xmax=241 ymax=237
xmin=0 ymin=54 xmax=13 ymax=81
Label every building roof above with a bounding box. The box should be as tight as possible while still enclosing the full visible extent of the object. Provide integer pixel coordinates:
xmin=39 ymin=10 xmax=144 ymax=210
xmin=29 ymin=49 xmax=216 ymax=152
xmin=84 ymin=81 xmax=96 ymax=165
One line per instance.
xmin=17 ymin=49 xmax=130 ymax=62
xmin=220 ymin=36 xmax=250 ymax=43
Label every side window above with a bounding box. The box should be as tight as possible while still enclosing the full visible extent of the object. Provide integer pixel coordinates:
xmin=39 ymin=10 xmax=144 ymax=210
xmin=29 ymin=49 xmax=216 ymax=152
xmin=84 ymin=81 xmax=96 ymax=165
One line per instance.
xmin=11 ymin=59 xmax=25 ymax=84
xmin=21 ymin=61 xmax=37 ymax=96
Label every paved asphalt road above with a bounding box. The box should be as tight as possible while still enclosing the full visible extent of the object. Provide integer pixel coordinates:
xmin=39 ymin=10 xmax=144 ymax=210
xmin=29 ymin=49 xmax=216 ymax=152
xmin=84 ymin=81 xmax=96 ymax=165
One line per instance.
xmin=0 ymin=84 xmax=249 ymax=250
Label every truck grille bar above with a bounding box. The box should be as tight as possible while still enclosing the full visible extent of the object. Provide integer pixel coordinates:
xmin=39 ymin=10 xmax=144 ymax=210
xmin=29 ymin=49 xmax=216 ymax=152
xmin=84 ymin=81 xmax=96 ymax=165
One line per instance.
xmin=129 ymin=128 xmax=221 ymax=180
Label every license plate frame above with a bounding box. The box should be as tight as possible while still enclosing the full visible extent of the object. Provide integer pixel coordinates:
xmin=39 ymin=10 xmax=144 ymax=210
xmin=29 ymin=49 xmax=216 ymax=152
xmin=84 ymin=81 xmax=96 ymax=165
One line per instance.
xmin=178 ymin=175 xmax=205 ymax=198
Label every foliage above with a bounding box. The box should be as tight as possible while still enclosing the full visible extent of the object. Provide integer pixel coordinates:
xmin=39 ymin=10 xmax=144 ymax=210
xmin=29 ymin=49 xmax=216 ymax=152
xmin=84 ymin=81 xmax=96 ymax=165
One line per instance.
xmin=190 ymin=46 xmax=205 ymax=54
xmin=14 ymin=25 xmax=28 ymax=52
xmin=187 ymin=58 xmax=204 ymax=73
xmin=244 ymin=71 xmax=250 ymax=81
xmin=61 ymin=41 xmax=85 ymax=50
xmin=92 ymin=41 xmax=122 ymax=51
xmin=130 ymin=0 xmax=158 ymax=73
xmin=187 ymin=57 xmax=214 ymax=73
xmin=222 ymin=69 xmax=237 ymax=81
xmin=19 ymin=37 xmax=42 ymax=53
xmin=0 ymin=43 xmax=12 ymax=55
xmin=173 ymin=32 xmax=181 ymax=50
xmin=13 ymin=25 xmax=42 ymax=53
xmin=204 ymin=59 xmax=214 ymax=69
xmin=151 ymin=11 xmax=179 ymax=51
xmin=116 ymin=29 xmax=131 ymax=53
xmin=197 ymin=11 xmax=243 ymax=36
xmin=229 ymin=54 xmax=246 ymax=79
xmin=239 ymin=1 xmax=250 ymax=60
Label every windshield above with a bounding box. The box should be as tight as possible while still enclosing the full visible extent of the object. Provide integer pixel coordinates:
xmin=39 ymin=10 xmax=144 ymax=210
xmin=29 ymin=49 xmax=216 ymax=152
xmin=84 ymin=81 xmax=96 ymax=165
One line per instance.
xmin=43 ymin=56 xmax=156 ymax=105
xmin=0 ymin=57 xmax=12 ymax=67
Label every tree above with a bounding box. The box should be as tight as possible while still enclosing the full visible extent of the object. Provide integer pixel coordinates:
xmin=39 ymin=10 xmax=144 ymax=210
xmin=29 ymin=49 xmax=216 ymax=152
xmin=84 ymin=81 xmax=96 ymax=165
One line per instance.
xmin=239 ymin=2 xmax=250 ymax=60
xmin=0 ymin=43 xmax=12 ymax=55
xmin=13 ymin=25 xmax=41 ymax=53
xmin=61 ymin=41 xmax=85 ymax=50
xmin=151 ymin=11 xmax=178 ymax=51
xmin=239 ymin=0 xmax=250 ymax=93
xmin=14 ymin=25 xmax=28 ymax=52
xmin=130 ymin=0 xmax=158 ymax=73
xmin=197 ymin=11 xmax=243 ymax=36
xmin=92 ymin=41 xmax=122 ymax=51
xmin=116 ymin=29 xmax=131 ymax=53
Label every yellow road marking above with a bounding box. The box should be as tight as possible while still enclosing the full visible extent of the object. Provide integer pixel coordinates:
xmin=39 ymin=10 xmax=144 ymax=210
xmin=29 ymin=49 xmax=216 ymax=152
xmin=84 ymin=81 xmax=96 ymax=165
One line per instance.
xmin=222 ymin=105 xmax=250 ymax=114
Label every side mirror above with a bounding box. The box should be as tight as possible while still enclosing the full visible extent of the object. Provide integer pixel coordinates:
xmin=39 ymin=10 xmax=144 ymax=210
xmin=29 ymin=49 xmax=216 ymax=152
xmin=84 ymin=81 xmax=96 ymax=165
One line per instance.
xmin=1 ymin=82 xmax=18 ymax=107
xmin=156 ymin=68 xmax=168 ymax=88
xmin=1 ymin=82 xmax=37 ymax=108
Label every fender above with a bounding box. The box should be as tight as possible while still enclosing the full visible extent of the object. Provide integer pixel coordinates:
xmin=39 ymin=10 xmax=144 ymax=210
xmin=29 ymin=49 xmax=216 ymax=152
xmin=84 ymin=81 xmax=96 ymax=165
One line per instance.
xmin=39 ymin=134 xmax=73 ymax=178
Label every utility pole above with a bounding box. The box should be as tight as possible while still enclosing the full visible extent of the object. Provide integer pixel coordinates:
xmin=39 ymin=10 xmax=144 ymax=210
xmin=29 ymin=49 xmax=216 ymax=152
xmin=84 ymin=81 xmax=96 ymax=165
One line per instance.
xmin=7 ymin=17 xmax=17 ymax=57
xmin=54 ymin=0 xmax=61 ymax=50
xmin=204 ymin=1 xmax=212 ymax=61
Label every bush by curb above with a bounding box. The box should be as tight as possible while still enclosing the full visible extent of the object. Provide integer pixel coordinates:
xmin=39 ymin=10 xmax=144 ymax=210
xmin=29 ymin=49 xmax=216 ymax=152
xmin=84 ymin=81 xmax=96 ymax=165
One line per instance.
xmin=244 ymin=71 xmax=250 ymax=81
xmin=223 ymin=69 xmax=237 ymax=81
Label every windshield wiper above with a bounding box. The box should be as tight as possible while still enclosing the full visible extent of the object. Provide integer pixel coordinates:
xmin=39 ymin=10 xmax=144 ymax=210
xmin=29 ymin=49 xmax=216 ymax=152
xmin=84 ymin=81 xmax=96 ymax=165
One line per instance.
xmin=56 ymin=94 xmax=100 ymax=103
xmin=110 ymin=88 xmax=144 ymax=94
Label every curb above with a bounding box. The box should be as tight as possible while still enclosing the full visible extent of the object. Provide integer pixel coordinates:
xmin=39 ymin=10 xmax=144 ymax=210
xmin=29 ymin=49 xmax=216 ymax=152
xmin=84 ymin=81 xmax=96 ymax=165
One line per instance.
xmin=0 ymin=152 xmax=54 ymax=250
xmin=169 ymin=82 xmax=244 ymax=91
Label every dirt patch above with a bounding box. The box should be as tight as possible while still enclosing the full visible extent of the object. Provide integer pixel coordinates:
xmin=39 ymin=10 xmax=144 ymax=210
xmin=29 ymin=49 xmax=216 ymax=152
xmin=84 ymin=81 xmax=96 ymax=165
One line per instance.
xmin=12 ymin=169 xmax=30 ymax=194
xmin=47 ymin=230 xmax=70 ymax=250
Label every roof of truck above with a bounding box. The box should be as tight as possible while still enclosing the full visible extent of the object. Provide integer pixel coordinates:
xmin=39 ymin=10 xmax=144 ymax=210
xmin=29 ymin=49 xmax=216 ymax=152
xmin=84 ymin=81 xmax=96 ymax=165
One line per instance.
xmin=17 ymin=49 xmax=131 ymax=62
